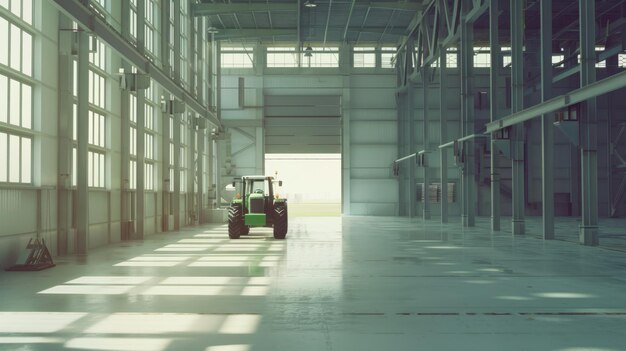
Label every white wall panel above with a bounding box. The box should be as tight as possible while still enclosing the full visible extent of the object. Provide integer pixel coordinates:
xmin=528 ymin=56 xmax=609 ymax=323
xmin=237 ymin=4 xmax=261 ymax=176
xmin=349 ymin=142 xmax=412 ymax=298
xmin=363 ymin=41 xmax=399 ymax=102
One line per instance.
xmin=0 ymin=189 xmax=37 ymax=237
xmin=351 ymin=121 xmax=396 ymax=144
xmin=351 ymin=145 xmax=397 ymax=168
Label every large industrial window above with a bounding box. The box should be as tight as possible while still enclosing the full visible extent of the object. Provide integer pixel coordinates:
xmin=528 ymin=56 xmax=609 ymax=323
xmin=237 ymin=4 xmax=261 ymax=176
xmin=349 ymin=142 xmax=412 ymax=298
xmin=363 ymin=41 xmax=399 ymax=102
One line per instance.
xmin=353 ymin=47 xmax=375 ymax=68
xmin=144 ymin=82 xmax=158 ymax=191
xmin=619 ymin=53 xmax=626 ymax=68
xmin=144 ymin=0 xmax=159 ymax=58
xmin=0 ymin=16 xmax=33 ymax=76
xmin=168 ymin=0 xmax=175 ymax=74
xmin=0 ymin=131 xmax=31 ymax=184
xmin=88 ymin=70 xmax=106 ymax=109
xmin=71 ymin=110 xmax=107 ymax=188
xmin=221 ymin=47 xmax=254 ymax=68
xmin=301 ymin=47 xmax=339 ymax=68
xmin=474 ymin=47 xmax=490 ymax=67
xmin=266 ymin=47 xmax=298 ymax=68
xmin=381 ymin=47 xmax=396 ymax=69
xmin=0 ymin=75 xmax=32 ymax=128
xmin=0 ymin=0 xmax=33 ymax=25
xmin=179 ymin=0 xmax=189 ymax=85
xmin=0 ymin=3 xmax=34 ymax=185
xmin=168 ymin=115 xmax=175 ymax=192
xmin=446 ymin=48 xmax=458 ymax=68
xmin=129 ymin=0 xmax=138 ymax=40
xmin=88 ymin=150 xmax=105 ymax=187
xmin=179 ymin=114 xmax=188 ymax=192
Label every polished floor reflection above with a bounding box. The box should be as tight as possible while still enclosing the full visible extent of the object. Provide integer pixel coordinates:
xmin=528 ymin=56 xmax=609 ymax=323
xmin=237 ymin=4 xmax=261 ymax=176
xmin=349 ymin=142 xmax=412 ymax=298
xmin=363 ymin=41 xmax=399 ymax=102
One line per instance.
xmin=1 ymin=216 xmax=626 ymax=350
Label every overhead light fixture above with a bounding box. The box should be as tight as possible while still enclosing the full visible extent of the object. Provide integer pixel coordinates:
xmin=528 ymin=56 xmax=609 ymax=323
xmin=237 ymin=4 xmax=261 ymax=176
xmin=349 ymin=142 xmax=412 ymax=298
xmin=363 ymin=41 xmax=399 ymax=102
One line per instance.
xmin=304 ymin=0 xmax=317 ymax=8
xmin=304 ymin=45 xmax=313 ymax=57
xmin=207 ymin=27 xmax=219 ymax=34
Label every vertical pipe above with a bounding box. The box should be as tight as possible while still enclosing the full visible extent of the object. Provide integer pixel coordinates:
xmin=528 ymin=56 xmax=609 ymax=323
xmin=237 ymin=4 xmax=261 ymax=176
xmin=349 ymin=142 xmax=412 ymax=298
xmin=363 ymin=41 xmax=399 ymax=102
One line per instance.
xmin=579 ymin=0 xmax=599 ymax=245
xmin=214 ymin=41 xmax=222 ymax=208
xmin=423 ymin=67 xmax=430 ymax=220
xmin=510 ymin=0 xmax=525 ymax=235
xmin=397 ymin=92 xmax=405 ymax=216
xmin=172 ymin=0 xmax=182 ymax=228
xmin=197 ymin=123 xmax=204 ymax=224
xmin=135 ymin=0 xmax=146 ymax=239
xmin=188 ymin=116 xmax=195 ymax=224
xmin=76 ymin=29 xmax=89 ymax=254
xmin=489 ymin=0 xmax=501 ymax=231
xmin=173 ymin=110 xmax=181 ymax=230
xmin=407 ymin=83 xmax=416 ymax=218
xmin=460 ymin=6 xmax=475 ymax=227
xmin=162 ymin=108 xmax=170 ymax=232
xmin=57 ymin=14 xmax=73 ymax=254
xmin=406 ymin=40 xmax=416 ymax=217
xmin=120 ymin=0 xmax=131 ymax=240
xmin=541 ymin=0 xmax=555 ymax=239
xmin=439 ymin=46 xmax=448 ymax=223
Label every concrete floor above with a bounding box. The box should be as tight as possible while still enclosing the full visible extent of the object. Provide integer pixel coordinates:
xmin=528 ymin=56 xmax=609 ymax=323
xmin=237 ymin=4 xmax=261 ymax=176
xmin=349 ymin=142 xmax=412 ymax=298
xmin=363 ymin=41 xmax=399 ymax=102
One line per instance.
xmin=1 ymin=216 xmax=626 ymax=351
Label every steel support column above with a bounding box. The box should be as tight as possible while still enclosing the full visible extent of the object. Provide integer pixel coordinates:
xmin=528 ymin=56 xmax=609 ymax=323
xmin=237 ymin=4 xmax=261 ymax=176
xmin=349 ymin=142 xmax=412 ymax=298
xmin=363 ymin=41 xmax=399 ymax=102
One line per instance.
xmin=510 ymin=0 xmax=525 ymax=235
xmin=57 ymin=14 xmax=74 ymax=255
xmin=439 ymin=46 xmax=448 ymax=223
xmin=579 ymin=0 xmax=599 ymax=245
xmin=541 ymin=0 xmax=555 ymax=240
xmin=397 ymin=92 xmax=407 ymax=216
xmin=161 ymin=108 xmax=170 ymax=232
xmin=173 ymin=110 xmax=181 ymax=230
xmin=489 ymin=0 xmax=501 ymax=231
xmin=460 ymin=8 xmax=475 ymax=227
xmin=172 ymin=0 xmax=182 ymax=228
xmin=422 ymin=67 xmax=430 ymax=220
xmin=188 ymin=117 xmax=196 ymax=224
xmin=197 ymin=123 xmax=205 ymax=224
xmin=120 ymin=0 xmax=131 ymax=239
xmin=76 ymin=28 xmax=89 ymax=254
xmin=135 ymin=0 xmax=146 ymax=239
xmin=160 ymin=0 xmax=171 ymax=232
xmin=408 ymin=81 xmax=416 ymax=218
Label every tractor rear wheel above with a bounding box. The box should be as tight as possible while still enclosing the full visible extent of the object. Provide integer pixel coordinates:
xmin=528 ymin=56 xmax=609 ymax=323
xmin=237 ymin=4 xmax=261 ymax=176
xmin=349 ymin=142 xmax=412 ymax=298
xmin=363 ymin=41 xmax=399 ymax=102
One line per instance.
xmin=241 ymin=225 xmax=250 ymax=235
xmin=228 ymin=204 xmax=244 ymax=239
xmin=273 ymin=204 xmax=288 ymax=239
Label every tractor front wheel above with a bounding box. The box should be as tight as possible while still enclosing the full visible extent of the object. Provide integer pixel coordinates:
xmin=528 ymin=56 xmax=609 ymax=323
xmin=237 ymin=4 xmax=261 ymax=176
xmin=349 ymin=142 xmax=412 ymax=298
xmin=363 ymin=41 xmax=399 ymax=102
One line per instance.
xmin=273 ymin=204 xmax=288 ymax=239
xmin=228 ymin=204 xmax=244 ymax=239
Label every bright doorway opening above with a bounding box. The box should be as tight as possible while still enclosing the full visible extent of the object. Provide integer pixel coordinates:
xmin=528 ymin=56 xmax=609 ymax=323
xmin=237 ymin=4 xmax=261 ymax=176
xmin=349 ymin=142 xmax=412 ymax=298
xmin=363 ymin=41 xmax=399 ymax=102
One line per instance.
xmin=265 ymin=154 xmax=341 ymax=217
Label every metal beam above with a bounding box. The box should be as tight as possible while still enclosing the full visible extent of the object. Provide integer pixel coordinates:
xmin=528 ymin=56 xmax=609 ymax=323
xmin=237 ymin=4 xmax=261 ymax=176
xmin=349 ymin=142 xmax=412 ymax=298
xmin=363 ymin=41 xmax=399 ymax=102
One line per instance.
xmin=484 ymin=70 xmax=626 ymax=134
xmin=367 ymin=2 xmax=423 ymax=11
xmin=323 ymin=0 xmax=334 ymax=47
xmin=215 ymin=29 xmax=295 ymax=40
xmin=489 ymin=0 xmax=501 ymax=231
xmin=193 ymin=3 xmax=296 ymax=16
xmin=510 ymin=0 xmax=525 ymax=235
xmin=422 ymin=67 xmax=430 ymax=220
xmin=51 ymin=0 xmax=220 ymax=128
xmin=439 ymin=45 xmax=448 ymax=223
xmin=460 ymin=5 xmax=475 ymax=227
xmin=540 ymin=0 xmax=555 ymax=240
xmin=76 ymin=25 xmax=89 ymax=254
xmin=343 ymin=0 xmax=356 ymax=44
xmin=135 ymin=0 xmax=146 ymax=240
xmin=407 ymin=80 xmax=416 ymax=218
xmin=579 ymin=0 xmax=599 ymax=246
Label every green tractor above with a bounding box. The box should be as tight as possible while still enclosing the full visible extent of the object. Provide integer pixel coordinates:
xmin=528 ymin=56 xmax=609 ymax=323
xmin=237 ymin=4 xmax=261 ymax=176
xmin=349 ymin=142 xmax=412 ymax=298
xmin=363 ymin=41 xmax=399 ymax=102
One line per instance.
xmin=228 ymin=176 xmax=288 ymax=239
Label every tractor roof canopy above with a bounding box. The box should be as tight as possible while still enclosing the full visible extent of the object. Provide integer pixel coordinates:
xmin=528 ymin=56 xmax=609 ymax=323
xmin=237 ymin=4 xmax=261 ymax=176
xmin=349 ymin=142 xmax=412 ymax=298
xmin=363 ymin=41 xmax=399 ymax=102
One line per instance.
xmin=241 ymin=176 xmax=274 ymax=181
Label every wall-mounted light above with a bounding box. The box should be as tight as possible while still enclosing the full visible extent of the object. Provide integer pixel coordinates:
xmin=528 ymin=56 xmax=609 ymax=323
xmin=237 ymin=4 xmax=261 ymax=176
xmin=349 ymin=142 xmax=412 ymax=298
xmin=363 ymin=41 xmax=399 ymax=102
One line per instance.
xmin=304 ymin=45 xmax=313 ymax=57
xmin=207 ymin=27 xmax=219 ymax=34
xmin=304 ymin=0 xmax=317 ymax=8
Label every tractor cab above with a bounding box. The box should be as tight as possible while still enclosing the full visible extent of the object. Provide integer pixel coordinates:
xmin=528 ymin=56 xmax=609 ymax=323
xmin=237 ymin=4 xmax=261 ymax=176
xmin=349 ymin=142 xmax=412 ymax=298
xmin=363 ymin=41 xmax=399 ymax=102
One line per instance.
xmin=229 ymin=176 xmax=287 ymax=239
